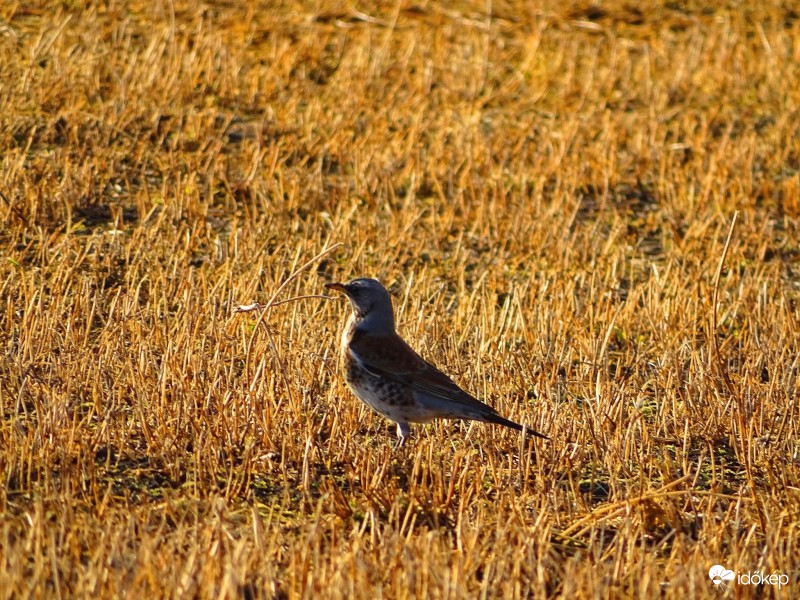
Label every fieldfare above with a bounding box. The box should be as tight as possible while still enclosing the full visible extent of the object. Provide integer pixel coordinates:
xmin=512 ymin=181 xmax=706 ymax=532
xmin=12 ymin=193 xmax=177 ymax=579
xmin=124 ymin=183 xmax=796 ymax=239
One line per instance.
xmin=325 ymin=277 xmax=549 ymax=447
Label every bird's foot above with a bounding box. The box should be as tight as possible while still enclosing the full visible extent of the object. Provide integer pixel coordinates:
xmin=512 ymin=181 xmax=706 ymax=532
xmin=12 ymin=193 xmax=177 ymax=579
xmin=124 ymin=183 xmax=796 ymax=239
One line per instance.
xmin=394 ymin=422 xmax=411 ymax=450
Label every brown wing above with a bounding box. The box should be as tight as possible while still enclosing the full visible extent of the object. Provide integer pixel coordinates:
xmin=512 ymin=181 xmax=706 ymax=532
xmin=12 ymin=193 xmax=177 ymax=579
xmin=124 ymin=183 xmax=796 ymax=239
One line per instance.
xmin=348 ymin=330 xmax=502 ymax=414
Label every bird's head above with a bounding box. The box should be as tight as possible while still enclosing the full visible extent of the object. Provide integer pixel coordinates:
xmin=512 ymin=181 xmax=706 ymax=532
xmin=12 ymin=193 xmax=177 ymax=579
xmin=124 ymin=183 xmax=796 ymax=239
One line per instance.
xmin=325 ymin=277 xmax=395 ymax=332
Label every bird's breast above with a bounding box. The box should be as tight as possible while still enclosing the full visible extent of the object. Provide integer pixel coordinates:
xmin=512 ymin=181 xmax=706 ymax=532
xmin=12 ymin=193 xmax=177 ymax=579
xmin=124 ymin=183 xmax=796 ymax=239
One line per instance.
xmin=340 ymin=314 xmax=357 ymax=361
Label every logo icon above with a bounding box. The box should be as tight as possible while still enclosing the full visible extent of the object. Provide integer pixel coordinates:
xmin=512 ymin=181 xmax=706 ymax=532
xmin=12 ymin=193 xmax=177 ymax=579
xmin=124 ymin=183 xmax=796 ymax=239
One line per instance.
xmin=709 ymin=565 xmax=735 ymax=587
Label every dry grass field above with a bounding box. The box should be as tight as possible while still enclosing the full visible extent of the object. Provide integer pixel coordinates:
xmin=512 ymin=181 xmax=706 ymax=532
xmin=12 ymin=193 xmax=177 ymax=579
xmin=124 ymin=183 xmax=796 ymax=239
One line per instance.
xmin=1 ymin=0 xmax=799 ymax=598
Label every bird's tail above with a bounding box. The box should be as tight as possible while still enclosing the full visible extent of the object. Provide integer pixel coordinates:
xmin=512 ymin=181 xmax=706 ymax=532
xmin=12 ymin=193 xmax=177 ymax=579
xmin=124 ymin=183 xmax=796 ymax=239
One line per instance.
xmin=486 ymin=413 xmax=549 ymax=440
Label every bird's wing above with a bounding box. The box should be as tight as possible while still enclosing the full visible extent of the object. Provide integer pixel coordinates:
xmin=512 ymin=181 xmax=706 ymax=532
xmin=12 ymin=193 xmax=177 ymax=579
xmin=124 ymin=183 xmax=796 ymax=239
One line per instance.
xmin=348 ymin=330 xmax=500 ymax=414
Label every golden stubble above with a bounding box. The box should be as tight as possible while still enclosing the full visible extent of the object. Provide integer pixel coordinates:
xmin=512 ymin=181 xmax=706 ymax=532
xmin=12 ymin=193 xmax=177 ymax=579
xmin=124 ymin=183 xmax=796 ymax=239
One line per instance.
xmin=1 ymin=1 xmax=798 ymax=598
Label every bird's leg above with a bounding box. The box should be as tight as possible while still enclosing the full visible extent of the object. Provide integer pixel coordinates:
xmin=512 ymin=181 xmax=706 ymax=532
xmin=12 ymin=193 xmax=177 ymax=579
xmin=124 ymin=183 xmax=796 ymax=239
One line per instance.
xmin=394 ymin=422 xmax=411 ymax=449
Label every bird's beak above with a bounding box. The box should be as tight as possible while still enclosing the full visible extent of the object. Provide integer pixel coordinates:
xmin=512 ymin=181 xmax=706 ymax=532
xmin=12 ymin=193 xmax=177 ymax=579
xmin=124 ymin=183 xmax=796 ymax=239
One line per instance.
xmin=325 ymin=282 xmax=348 ymax=294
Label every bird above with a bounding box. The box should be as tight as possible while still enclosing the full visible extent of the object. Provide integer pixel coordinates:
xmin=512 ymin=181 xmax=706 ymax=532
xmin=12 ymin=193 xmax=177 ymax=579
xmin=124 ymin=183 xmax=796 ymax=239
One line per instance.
xmin=325 ymin=277 xmax=549 ymax=447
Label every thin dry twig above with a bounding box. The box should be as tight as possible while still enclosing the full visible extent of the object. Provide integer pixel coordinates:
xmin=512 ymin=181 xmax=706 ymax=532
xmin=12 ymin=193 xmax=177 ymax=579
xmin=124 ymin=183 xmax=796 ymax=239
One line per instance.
xmin=709 ymin=212 xmax=767 ymax=533
xmin=239 ymin=243 xmax=342 ymax=413
xmin=710 ymin=211 xmax=738 ymax=394
xmin=235 ymin=294 xmax=333 ymax=313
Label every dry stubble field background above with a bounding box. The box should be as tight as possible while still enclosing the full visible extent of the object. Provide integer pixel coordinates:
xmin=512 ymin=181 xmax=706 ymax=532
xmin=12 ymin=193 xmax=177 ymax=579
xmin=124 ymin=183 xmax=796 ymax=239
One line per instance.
xmin=1 ymin=1 xmax=799 ymax=598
